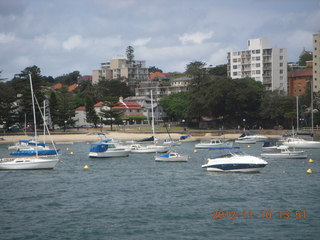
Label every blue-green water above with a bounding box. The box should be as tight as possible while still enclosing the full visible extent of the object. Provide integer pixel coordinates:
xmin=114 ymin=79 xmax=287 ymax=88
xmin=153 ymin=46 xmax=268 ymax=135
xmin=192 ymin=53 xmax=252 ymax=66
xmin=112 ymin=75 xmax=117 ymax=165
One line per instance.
xmin=1 ymin=141 xmax=320 ymax=240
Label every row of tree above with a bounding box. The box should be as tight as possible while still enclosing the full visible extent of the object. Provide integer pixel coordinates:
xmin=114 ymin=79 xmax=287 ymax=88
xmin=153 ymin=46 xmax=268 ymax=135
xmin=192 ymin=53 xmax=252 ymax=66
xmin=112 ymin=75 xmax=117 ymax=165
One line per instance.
xmin=160 ymin=61 xmax=318 ymax=129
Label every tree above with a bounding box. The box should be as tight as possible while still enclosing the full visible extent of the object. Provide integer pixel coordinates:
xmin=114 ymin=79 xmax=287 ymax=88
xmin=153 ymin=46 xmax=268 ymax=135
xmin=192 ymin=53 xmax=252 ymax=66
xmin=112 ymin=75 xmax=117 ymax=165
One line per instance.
xmin=55 ymin=87 xmax=75 ymax=128
xmin=260 ymin=91 xmax=295 ymax=128
xmin=208 ymin=64 xmax=227 ymax=76
xmin=0 ymin=82 xmax=18 ymax=128
xmin=49 ymin=91 xmax=58 ymax=128
xmin=185 ymin=61 xmax=211 ymax=121
xmin=298 ymin=51 xmax=312 ymax=66
xmin=95 ymin=79 xmax=131 ymax=101
xmin=85 ymin=97 xmax=99 ymax=127
xmin=148 ymin=66 xmax=163 ymax=73
xmin=55 ymin=71 xmax=80 ymax=85
xmin=99 ymin=98 xmax=124 ymax=131
xmin=126 ymin=46 xmax=134 ymax=64
xmin=160 ymin=92 xmax=191 ymax=121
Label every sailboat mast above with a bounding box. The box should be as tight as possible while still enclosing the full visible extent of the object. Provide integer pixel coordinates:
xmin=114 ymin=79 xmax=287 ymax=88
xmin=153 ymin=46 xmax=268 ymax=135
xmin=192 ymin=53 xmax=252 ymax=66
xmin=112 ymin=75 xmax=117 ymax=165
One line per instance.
xmin=29 ymin=74 xmax=38 ymax=158
xmin=296 ymin=96 xmax=299 ymax=132
xmin=311 ymin=80 xmax=314 ymax=137
xmin=43 ymin=100 xmax=46 ymax=145
xmin=151 ymin=90 xmax=155 ymax=140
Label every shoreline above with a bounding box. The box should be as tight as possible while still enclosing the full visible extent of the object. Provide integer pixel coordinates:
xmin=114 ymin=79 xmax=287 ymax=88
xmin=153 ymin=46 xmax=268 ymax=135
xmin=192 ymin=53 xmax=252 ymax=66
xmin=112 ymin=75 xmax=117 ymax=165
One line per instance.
xmin=0 ymin=131 xmax=283 ymax=144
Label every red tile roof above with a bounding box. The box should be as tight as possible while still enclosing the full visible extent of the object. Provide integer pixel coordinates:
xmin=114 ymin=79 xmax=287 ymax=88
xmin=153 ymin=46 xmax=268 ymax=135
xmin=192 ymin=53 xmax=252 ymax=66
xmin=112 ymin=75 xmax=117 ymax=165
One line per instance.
xmin=149 ymin=72 xmax=166 ymax=80
xmin=76 ymin=106 xmax=86 ymax=111
xmin=68 ymin=84 xmax=78 ymax=92
xmin=52 ymin=83 xmax=63 ymax=90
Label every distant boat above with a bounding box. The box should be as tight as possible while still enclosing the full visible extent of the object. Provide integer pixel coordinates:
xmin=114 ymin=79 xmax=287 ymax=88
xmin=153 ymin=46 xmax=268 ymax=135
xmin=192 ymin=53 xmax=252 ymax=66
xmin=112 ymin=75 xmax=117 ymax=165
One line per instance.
xmin=282 ymin=137 xmax=320 ymax=149
xmin=130 ymin=144 xmax=169 ymax=153
xmin=89 ymin=142 xmax=130 ymax=158
xmin=155 ymin=152 xmax=188 ymax=162
xmin=195 ymin=138 xmax=232 ymax=149
xmin=235 ymin=139 xmax=256 ymax=144
xmin=201 ymin=147 xmax=268 ymax=173
xmin=0 ymin=74 xmax=59 ymax=170
xmin=261 ymin=141 xmax=282 ymax=152
xmin=238 ymin=132 xmax=268 ymax=142
xmin=261 ymin=146 xmax=307 ymax=159
xmin=179 ymin=135 xmax=197 ymax=142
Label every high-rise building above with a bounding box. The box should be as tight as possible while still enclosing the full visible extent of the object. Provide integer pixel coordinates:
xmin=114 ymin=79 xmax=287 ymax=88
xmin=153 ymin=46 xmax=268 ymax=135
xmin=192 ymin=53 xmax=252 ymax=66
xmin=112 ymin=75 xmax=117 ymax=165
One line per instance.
xmin=227 ymin=38 xmax=287 ymax=93
xmin=313 ymin=32 xmax=320 ymax=92
xmin=92 ymin=56 xmax=149 ymax=86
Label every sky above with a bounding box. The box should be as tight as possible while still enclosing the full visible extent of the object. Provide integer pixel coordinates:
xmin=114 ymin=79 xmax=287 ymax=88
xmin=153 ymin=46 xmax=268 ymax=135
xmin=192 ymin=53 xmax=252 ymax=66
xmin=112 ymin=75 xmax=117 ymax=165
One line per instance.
xmin=0 ymin=0 xmax=320 ymax=80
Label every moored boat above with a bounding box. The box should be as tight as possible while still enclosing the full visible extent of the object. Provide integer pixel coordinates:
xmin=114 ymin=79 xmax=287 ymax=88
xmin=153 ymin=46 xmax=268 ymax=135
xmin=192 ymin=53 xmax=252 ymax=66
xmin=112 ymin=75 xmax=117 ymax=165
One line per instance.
xmin=201 ymin=147 xmax=268 ymax=173
xmin=155 ymin=152 xmax=188 ymax=162
xmin=195 ymin=138 xmax=232 ymax=149
xmin=89 ymin=142 xmax=130 ymax=158
xmin=261 ymin=146 xmax=307 ymax=159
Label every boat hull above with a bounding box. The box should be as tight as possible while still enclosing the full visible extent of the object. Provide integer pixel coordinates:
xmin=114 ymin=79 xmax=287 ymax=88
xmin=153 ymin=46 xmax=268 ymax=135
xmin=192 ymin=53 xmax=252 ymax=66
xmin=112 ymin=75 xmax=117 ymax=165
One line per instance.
xmin=0 ymin=157 xmax=59 ymax=170
xmin=155 ymin=155 xmax=188 ymax=162
xmin=89 ymin=150 xmax=130 ymax=158
xmin=261 ymin=152 xmax=307 ymax=159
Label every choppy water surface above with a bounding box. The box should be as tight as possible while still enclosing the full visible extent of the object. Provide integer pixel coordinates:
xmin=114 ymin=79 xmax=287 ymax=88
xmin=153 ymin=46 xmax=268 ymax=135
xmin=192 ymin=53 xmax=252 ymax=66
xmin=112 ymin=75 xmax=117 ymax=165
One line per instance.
xmin=1 ymin=141 xmax=320 ymax=240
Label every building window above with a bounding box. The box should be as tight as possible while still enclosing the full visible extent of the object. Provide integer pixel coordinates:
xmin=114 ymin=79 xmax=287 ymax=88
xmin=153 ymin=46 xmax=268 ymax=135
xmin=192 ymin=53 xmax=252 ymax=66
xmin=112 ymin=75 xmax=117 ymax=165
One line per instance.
xmin=280 ymin=70 xmax=283 ymax=74
xmin=256 ymin=70 xmax=261 ymax=74
xmin=233 ymin=65 xmax=237 ymax=69
xmin=280 ymin=63 xmax=283 ymax=67
xmin=256 ymin=63 xmax=260 ymax=67
xmin=256 ymin=56 xmax=260 ymax=61
xmin=280 ymin=56 xmax=283 ymax=60
xmin=233 ymin=72 xmax=237 ymax=76
xmin=256 ymin=50 xmax=260 ymax=54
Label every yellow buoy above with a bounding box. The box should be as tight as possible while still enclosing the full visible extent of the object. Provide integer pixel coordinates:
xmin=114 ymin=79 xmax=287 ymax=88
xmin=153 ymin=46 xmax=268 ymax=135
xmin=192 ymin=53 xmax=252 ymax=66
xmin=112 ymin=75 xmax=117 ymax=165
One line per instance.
xmin=309 ymin=159 xmax=314 ymax=163
xmin=248 ymin=145 xmax=251 ymax=148
xmin=194 ymin=149 xmax=198 ymax=153
xmin=306 ymin=169 xmax=312 ymax=174
xmin=83 ymin=165 xmax=89 ymax=170
xmin=66 ymin=148 xmax=69 ymax=151
xmin=70 ymin=152 xmax=74 ymax=155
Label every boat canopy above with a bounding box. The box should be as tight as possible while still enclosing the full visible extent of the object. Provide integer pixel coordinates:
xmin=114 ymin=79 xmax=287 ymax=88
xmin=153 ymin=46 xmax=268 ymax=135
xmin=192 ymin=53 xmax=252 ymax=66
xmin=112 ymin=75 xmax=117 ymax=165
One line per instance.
xmin=90 ymin=142 xmax=109 ymax=152
xmin=10 ymin=149 xmax=59 ymax=156
xmin=179 ymin=135 xmax=191 ymax=140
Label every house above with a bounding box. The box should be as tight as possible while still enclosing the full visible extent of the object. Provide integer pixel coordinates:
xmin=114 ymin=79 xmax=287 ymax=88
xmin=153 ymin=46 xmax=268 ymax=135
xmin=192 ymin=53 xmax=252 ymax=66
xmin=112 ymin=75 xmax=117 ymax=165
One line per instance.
xmin=73 ymin=97 xmax=146 ymax=126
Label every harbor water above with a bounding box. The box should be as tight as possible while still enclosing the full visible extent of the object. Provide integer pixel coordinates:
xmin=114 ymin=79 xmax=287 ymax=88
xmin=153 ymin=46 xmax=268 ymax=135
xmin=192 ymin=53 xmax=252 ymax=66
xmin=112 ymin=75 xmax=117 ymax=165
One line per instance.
xmin=1 ymin=141 xmax=320 ymax=239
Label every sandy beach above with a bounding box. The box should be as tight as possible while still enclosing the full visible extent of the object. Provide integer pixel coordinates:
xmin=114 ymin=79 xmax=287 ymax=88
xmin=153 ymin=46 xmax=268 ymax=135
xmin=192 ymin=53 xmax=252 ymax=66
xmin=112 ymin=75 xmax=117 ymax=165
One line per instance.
xmin=0 ymin=131 xmax=282 ymax=144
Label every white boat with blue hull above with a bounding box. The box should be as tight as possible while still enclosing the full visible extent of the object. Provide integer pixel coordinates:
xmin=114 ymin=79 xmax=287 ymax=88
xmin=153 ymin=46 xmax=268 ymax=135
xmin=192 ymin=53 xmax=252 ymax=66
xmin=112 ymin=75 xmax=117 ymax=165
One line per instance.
xmin=155 ymin=152 xmax=188 ymax=162
xmin=201 ymin=147 xmax=268 ymax=173
xmin=89 ymin=142 xmax=130 ymax=158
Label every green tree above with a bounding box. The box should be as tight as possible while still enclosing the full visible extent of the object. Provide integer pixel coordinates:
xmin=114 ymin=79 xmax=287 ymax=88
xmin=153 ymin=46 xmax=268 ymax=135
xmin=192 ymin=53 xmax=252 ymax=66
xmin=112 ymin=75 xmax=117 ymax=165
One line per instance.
xmin=298 ymin=51 xmax=312 ymax=66
xmin=85 ymin=97 xmax=99 ymax=127
xmin=160 ymin=92 xmax=191 ymax=121
xmin=186 ymin=61 xmax=211 ymax=122
xmin=55 ymin=87 xmax=75 ymax=128
xmin=55 ymin=71 xmax=80 ymax=85
xmin=95 ymin=79 xmax=131 ymax=101
xmin=49 ymin=91 xmax=58 ymax=128
xmin=208 ymin=64 xmax=227 ymax=76
xmin=99 ymin=98 xmax=124 ymax=131
xmin=260 ymin=91 xmax=295 ymax=128
xmin=148 ymin=66 xmax=163 ymax=73
xmin=126 ymin=46 xmax=135 ymax=64
xmin=0 ymin=82 xmax=18 ymax=128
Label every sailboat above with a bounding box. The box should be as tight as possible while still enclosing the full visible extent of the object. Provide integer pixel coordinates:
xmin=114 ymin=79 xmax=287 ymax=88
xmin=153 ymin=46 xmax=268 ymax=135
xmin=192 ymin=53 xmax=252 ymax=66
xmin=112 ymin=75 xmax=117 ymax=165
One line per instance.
xmin=130 ymin=90 xmax=169 ymax=153
xmin=0 ymin=74 xmax=59 ymax=170
xmin=282 ymin=96 xmax=320 ymax=149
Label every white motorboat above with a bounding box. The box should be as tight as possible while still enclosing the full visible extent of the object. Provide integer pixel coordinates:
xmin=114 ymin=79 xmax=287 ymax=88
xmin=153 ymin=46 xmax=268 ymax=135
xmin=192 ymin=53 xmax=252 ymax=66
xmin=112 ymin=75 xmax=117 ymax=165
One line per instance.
xmin=0 ymin=74 xmax=59 ymax=170
xmin=235 ymin=139 xmax=256 ymax=144
xmin=238 ymin=132 xmax=268 ymax=142
xmin=155 ymin=152 xmax=188 ymax=162
xmin=261 ymin=140 xmax=282 ymax=152
xmin=201 ymin=147 xmax=268 ymax=173
xmin=195 ymin=138 xmax=232 ymax=149
xmin=261 ymin=146 xmax=307 ymax=159
xmin=282 ymin=137 xmax=320 ymax=149
xmin=89 ymin=142 xmax=130 ymax=158
xmin=130 ymin=144 xmax=170 ymax=153
xmin=163 ymin=138 xmax=181 ymax=146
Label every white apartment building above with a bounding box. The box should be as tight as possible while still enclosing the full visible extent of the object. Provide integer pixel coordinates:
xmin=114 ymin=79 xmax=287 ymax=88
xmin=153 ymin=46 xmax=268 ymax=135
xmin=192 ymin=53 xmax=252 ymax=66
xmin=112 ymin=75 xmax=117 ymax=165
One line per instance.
xmin=227 ymin=38 xmax=287 ymax=93
xmin=92 ymin=56 xmax=149 ymax=85
xmin=313 ymin=32 xmax=320 ymax=92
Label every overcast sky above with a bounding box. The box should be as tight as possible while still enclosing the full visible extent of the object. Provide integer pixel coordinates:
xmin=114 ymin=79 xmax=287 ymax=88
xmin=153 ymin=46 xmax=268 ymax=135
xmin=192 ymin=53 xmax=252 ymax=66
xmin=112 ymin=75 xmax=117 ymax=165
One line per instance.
xmin=0 ymin=0 xmax=319 ymax=80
